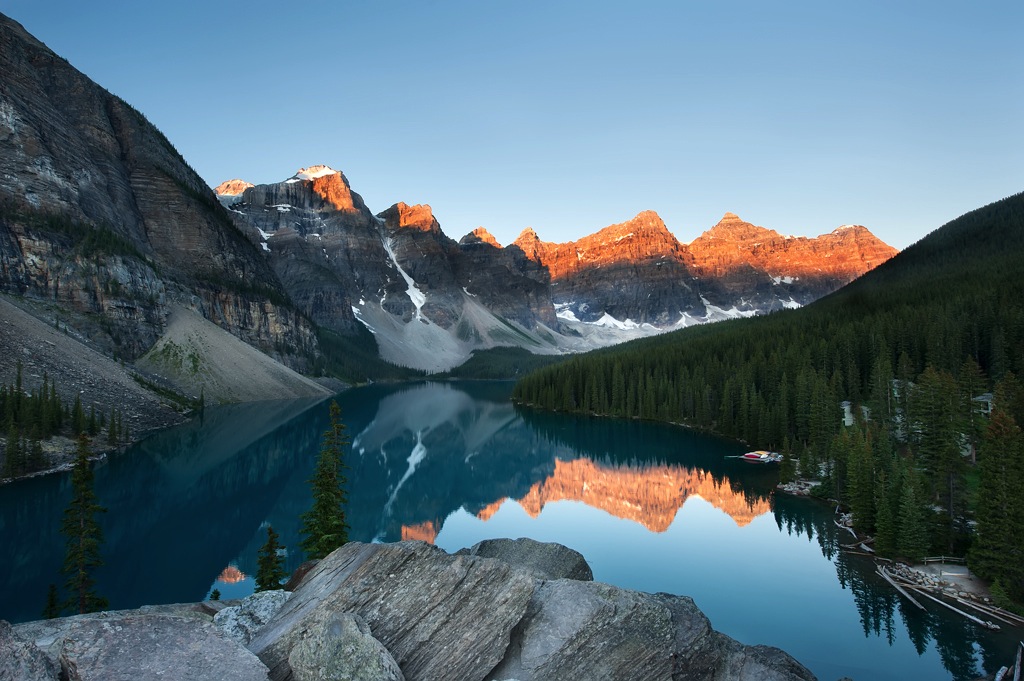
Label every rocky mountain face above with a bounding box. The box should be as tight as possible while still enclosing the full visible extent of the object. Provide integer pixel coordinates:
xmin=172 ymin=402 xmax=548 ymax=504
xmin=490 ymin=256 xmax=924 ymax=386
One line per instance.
xmin=514 ymin=210 xmax=898 ymax=327
xmin=0 ymin=13 xmax=317 ymax=369
xmin=220 ymin=169 xmax=560 ymax=372
xmin=513 ymin=211 xmax=704 ymax=326
xmin=688 ymin=212 xmax=898 ymax=307
xmin=219 ymin=163 xmax=897 ymax=370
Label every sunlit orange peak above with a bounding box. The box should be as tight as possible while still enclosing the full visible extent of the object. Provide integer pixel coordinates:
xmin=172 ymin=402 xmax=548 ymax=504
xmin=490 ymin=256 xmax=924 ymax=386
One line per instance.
xmin=213 ymin=179 xmax=253 ymax=196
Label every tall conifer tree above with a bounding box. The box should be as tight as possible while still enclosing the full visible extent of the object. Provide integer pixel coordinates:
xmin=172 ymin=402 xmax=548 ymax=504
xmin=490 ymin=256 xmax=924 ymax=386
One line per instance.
xmin=299 ymin=401 xmax=350 ymax=560
xmin=61 ymin=435 xmax=107 ymax=614
xmin=255 ymin=525 xmax=287 ymax=592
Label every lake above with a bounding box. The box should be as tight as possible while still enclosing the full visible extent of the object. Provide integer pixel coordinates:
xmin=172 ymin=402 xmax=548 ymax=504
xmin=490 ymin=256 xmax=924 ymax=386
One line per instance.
xmin=0 ymin=380 xmax=1019 ymax=680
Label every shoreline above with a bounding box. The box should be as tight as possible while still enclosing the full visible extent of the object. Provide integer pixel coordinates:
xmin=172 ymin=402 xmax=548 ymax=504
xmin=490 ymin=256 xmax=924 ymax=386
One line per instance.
xmin=776 ymin=476 xmax=1003 ymax=618
xmin=0 ymin=412 xmax=190 ymax=486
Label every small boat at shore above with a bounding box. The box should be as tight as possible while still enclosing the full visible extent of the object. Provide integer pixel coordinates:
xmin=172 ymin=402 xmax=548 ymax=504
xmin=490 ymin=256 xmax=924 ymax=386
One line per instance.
xmin=732 ymin=450 xmax=783 ymax=464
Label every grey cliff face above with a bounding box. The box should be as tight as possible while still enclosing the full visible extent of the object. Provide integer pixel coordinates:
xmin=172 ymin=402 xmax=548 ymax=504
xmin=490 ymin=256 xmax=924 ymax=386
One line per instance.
xmin=0 ymin=12 xmax=317 ymax=366
xmin=221 ymin=173 xmax=561 ymax=349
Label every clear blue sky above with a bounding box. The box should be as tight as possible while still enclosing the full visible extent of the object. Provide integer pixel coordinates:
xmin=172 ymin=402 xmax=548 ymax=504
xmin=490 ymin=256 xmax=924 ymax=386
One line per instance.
xmin=5 ymin=1 xmax=1022 ymax=249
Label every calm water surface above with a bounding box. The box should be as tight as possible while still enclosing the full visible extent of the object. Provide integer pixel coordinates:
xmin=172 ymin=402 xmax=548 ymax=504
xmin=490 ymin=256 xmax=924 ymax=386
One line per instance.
xmin=1 ymin=381 xmax=1019 ymax=680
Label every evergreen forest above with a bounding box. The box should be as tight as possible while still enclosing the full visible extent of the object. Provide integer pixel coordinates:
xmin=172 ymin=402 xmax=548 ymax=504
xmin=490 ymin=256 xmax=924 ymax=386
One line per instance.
xmin=513 ymin=191 xmax=1024 ymax=602
xmin=1 ymin=361 xmax=129 ymax=477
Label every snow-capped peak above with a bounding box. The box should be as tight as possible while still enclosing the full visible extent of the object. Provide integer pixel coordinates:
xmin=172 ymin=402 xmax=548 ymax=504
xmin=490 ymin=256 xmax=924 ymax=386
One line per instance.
xmin=292 ymin=165 xmax=338 ymax=181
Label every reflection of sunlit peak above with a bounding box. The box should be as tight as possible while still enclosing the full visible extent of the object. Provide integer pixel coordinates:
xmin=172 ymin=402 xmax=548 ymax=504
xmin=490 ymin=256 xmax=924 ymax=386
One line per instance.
xmin=216 ymin=565 xmax=247 ymax=584
xmin=476 ymin=498 xmax=507 ymax=522
xmin=401 ymin=520 xmax=439 ymax=544
xmin=482 ymin=459 xmax=770 ymax=531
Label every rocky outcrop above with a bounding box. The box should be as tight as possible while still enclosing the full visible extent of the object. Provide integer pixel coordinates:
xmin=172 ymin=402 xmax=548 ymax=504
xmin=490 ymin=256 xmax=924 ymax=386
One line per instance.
xmin=11 ymin=541 xmax=817 ymax=681
xmin=250 ymin=541 xmax=536 ymax=681
xmin=0 ymin=619 xmax=56 ymax=681
xmin=288 ymin=613 xmax=404 ymax=681
xmin=249 ymin=540 xmax=816 ymax=681
xmin=455 ymin=537 xmax=593 ymax=581
xmin=12 ymin=610 xmax=269 ymax=681
xmin=214 ymin=590 xmax=293 ymax=647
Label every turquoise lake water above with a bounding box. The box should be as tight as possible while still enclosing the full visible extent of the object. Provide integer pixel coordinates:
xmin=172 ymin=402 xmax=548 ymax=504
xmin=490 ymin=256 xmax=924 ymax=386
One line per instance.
xmin=1 ymin=380 xmax=1019 ymax=680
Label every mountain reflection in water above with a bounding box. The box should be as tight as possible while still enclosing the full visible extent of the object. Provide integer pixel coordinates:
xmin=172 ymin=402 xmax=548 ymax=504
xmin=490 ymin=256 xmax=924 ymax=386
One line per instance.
xmin=345 ymin=381 xmax=771 ymax=545
xmin=0 ymin=380 xmax=1018 ymax=681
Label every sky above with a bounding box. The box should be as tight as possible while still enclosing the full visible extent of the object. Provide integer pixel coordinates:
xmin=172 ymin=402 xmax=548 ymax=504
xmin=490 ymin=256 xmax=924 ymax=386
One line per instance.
xmin=4 ymin=1 xmax=1022 ymax=250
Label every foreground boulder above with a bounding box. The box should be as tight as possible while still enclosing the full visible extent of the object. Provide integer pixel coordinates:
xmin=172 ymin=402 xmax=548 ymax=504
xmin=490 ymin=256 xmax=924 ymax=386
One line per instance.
xmin=288 ymin=613 xmax=404 ymax=681
xmin=251 ymin=540 xmax=816 ymax=681
xmin=11 ymin=540 xmax=817 ymax=681
xmin=15 ymin=610 xmax=268 ymax=681
xmin=216 ymin=590 xmax=292 ymax=646
xmin=0 ymin=620 xmax=56 ymax=681
xmin=456 ymin=537 xmax=594 ymax=581
xmin=250 ymin=541 xmax=536 ymax=681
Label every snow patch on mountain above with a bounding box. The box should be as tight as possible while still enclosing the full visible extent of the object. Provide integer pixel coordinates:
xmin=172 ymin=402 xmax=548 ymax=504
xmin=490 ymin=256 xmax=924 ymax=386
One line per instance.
xmin=593 ymin=313 xmax=641 ymax=330
xmin=288 ymin=165 xmax=338 ymax=182
xmin=381 ymin=237 xmax=426 ymax=321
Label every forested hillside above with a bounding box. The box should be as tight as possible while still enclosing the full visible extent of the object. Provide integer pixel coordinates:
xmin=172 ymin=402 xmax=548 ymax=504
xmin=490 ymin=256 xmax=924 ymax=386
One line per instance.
xmin=513 ymin=191 xmax=1024 ymax=601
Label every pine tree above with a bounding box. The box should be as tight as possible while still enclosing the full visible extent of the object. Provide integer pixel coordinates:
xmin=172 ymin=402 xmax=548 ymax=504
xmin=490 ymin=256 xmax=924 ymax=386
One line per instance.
xmin=87 ymin=405 xmax=98 ymax=436
xmin=5 ymin=423 xmax=23 ymax=477
xmin=71 ymin=394 xmax=84 ymax=435
xmin=956 ymin=358 xmax=987 ymax=463
xmin=28 ymin=437 xmax=45 ymax=473
xmin=43 ymin=583 xmax=61 ymax=619
xmin=300 ymin=400 xmax=350 ymax=560
xmin=897 ymin=469 xmax=930 ymax=562
xmin=846 ymin=426 xmax=876 ymax=533
xmin=914 ymin=366 xmax=965 ymax=551
xmin=970 ymin=375 xmax=1024 ymax=600
xmin=255 ymin=525 xmax=287 ymax=592
xmin=61 ymin=434 xmax=108 ymax=614
xmin=107 ymin=409 xmax=119 ymax=446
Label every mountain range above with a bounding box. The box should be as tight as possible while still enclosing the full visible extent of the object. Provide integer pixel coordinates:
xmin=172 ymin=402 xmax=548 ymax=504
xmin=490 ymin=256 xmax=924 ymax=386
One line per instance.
xmin=214 ymin=165 xmax=895 ymax=372
xmin=0 ymin=11 xmax=895 ymax=402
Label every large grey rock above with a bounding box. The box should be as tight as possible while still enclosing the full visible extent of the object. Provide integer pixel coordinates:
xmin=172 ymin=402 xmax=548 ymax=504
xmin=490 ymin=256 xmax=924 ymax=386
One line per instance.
xmin=712 ymin=641 xmax=819 ymax=681
xmin=216 ymin=590 xmax=292 ymax=646
xmin=486 ymin=581 xmax=817 ymax=681
xmin=250 ymin=541 xmax=536 ymax=681
xmin=38 ymin=613 xmax=268 ymax=681
xmin=0 ymin=619 xmax=57 ymax=681
xmin=288 ymin=613 xmax=403 ymax=681
xmin=253 ymin=541 xmax=816 ymax=681
xmin=486 ymin=579 xmax=678 ymax=680
xmin=457 ymin=537 xmax=593 ymax=581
